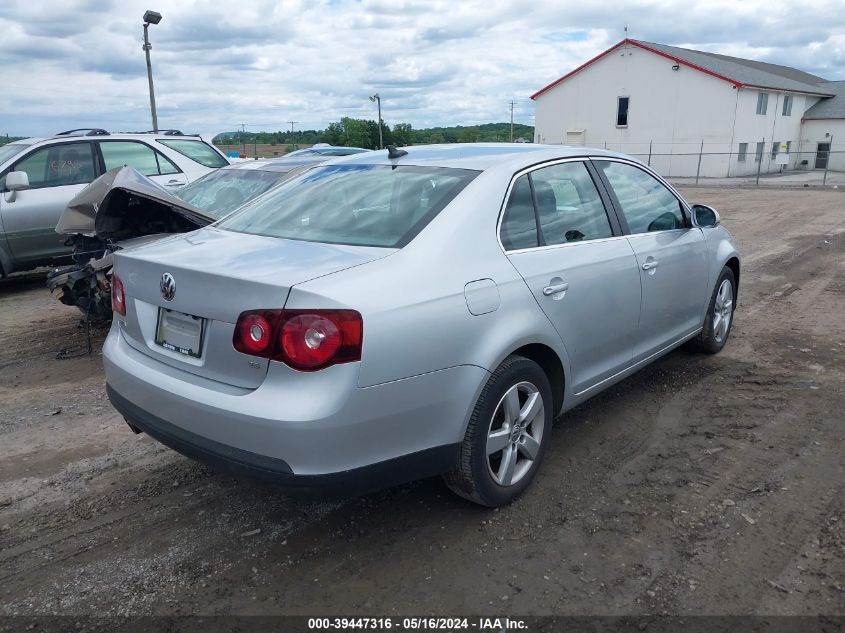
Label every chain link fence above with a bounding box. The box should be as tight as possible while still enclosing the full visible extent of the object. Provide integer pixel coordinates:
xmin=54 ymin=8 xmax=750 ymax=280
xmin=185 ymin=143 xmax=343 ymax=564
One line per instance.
xmin=571 ymin=139 xmax=843 ymax=185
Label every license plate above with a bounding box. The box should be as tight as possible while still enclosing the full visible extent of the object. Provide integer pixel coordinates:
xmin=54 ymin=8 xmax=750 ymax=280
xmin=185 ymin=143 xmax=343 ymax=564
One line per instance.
xmin=155 ymin=308 xmax=205 ymax=358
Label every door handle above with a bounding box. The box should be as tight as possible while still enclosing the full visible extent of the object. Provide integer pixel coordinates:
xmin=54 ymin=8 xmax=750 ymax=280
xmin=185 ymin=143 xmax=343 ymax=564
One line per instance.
xmin=641 ymin=260 xmax=659 ymax=271
xmin=543 ymin=282 xmax=569 ymax=296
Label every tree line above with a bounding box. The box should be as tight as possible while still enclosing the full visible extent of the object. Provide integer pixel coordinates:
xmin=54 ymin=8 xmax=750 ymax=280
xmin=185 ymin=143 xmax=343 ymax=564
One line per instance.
xmin=213 ymin=120 xmax=535 ymax=149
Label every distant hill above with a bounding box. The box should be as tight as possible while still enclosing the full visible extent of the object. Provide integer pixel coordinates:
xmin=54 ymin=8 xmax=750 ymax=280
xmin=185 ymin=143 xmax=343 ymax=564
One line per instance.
xmin=409 ymin=123 xmax=534 ymax=144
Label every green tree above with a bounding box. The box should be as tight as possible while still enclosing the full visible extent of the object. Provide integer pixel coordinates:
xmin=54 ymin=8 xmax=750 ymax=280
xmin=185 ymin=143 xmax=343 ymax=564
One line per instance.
xmin=391 ymin=123 xmax=413 ymax=146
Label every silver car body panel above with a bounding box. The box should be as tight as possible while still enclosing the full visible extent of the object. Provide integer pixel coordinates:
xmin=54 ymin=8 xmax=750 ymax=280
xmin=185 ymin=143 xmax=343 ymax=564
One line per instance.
xmin=103 ymin=144 xmax=740 ymax=482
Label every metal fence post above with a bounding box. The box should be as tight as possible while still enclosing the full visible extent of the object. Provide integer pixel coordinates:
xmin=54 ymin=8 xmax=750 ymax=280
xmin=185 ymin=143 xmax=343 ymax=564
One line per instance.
xmin=696 ymin=140 xmax=704 ymax=185
xmin=756 ymin=137 xmax=764 ymax=186
xmin=647 ymin=140 xmax=652 ymax=167
xmin=823 ymin=135 xmax=833 ymax=186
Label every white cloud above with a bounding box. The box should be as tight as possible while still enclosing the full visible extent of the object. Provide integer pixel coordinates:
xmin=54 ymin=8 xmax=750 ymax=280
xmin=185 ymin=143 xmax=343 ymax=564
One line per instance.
xmin=1 ymin=0 xmax=843 ymax=136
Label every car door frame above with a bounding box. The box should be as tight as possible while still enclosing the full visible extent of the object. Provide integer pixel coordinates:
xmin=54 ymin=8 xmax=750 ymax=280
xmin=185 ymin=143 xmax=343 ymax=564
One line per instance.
xmin=589 ymin=156 xmax=709 ymax=361
xmin=0 ymin=139 xmax=102 ymax=268
xmin=495 ymin=156 xmax=646 ymax=396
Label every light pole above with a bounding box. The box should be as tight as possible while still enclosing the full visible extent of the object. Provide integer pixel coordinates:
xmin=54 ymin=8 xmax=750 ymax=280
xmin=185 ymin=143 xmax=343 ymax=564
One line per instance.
xmin=369 ymin=93 xmax=383 ymax=149
xmin=142 ymin=10 xmax=162 ymax=132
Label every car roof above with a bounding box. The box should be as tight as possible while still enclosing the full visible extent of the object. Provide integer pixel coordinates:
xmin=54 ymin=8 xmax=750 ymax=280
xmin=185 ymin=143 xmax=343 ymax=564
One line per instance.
xmin=331 ymin=143 xmax=633 ymax=171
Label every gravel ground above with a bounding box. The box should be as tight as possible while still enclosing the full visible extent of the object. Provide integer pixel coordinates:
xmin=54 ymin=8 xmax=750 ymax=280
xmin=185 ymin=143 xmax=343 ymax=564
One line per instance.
xmin=0 ymin=186 xmax=843 ymax=621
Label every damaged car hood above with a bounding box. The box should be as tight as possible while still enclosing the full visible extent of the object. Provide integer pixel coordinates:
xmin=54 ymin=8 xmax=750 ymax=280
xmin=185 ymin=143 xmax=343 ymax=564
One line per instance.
xmin=56 ymin=166 xmax=217 ymax=238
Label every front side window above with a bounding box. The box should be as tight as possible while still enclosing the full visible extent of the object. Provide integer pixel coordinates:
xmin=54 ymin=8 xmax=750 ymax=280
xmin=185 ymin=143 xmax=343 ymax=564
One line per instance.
xmin=218 ymin=165 xmax=477 ymax=248
xmin=531 ymin=162 xmax=612 ymax=245
xmin=100 ymin=141 xmax=179 ymax=177
xmin=782 ymin=95 xmax=793 ymax=116
xmin=157 ymin=139 xmax=229 ymax=168
xmin=738 ymin=143 xmax=748 ymax=162
xmin=616 ymin=97 xmax=630 ymax=126
xmin=596 ymin=161 xmax=684 ymax=234
xmin=756 ymin=92 xmax=769 ymax=115
xmin=12 ymin=142 xmax=96 ymax=189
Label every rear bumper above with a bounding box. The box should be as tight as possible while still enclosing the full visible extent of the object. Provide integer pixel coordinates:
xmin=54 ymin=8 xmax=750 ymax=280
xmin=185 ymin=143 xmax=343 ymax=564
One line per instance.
xmin=103 ymin=325 xmax=487 ymax=488
xmin=107 ymin=385 xmax=460 ymax=495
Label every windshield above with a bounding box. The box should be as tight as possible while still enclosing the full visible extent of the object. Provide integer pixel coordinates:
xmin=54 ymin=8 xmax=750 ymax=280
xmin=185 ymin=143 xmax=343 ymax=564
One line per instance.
xmin=172 ymin=168 xmax=285 ymax=218
xmin=0 ymin=143 xmax=28 ymax=165
xmin=217 ymin=164 xmax=477 ymax=248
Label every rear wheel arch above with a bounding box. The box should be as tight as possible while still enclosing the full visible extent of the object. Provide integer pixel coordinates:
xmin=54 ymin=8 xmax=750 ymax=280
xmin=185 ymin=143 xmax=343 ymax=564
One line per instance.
xmin=509 ymin=343 xmax=565 ymax=417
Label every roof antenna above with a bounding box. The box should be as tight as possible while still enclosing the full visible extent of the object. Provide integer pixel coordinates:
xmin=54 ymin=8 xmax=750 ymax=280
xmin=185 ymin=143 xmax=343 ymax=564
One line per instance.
xmin=624 ymin=24 xmax=628 ymax=39
xmin=387 ymin=144 xmax=407 ymax=159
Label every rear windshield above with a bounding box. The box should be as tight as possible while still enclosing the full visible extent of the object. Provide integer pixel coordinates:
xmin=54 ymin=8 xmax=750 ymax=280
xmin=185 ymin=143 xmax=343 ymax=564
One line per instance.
xmin=172 ymin=168 xmax=286 ymax=218
xmin=216 ymin=164 xmax=478 ymax=248
xmin=156 ymin=139 xmax=229 ymax=168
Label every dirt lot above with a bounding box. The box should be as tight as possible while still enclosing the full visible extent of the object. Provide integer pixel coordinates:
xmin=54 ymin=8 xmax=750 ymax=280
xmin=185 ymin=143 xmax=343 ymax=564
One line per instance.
xmin=0 ymin=187 xmax=843 ymax=621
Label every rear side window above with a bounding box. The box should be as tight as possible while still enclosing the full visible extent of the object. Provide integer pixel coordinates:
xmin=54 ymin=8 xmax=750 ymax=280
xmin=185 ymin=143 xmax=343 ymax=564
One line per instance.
xmin=596 ymin=161 xmax=685 ymax=234
xmin=500 ymin=176 xmax=538 ymax=250
xmin=12 ymin=142 xmax=96 ymax=189
xmin=157 ymin=139 xmax=228 ymax=168
xmin=99 ymin=141 xmax=179 ymax=176
xmin=530 ymin=162 xmax=612 ymax=245
xmin=217 ymin=164 xmax=477 ymax=248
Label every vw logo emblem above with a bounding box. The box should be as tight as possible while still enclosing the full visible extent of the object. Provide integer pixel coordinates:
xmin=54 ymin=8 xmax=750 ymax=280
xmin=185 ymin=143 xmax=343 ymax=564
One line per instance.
xmin=160 ymin=272 xmax=176 ymax=301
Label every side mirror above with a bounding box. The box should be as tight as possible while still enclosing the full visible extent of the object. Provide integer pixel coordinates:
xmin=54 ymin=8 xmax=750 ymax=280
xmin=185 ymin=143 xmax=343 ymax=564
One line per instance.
xmin=3 ymin=171 xmax=29 ymax=202
xmin=6 ymin=171 xmax=30 ymax=192
xmin=691 ymin=204 xmax=720 ymax=228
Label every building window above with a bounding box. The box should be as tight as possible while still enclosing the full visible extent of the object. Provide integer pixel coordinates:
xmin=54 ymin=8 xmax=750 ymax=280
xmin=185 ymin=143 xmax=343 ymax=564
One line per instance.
xmin=755 ymin=142 xmax=764 ymax=162
xmin=771 ymin=142 xmax=779 ymax=159
xmin=756 ymin=92 xmax=769 ymax=115
xmin=738 ymin=143 xmax=748 ymax=162
xmin=616 ymin=97 xmax=629 ymax=127
xmin=786 ymin=141 xmax=792 ymax=154
xmin=782 ymin=95 xmax=793 ymax=116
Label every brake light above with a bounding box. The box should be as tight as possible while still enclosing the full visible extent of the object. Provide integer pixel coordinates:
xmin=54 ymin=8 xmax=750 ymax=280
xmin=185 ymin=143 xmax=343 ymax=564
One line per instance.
xmin=112 ymin=274 xmax=126 ymax=316
xmin=233 ymin=309 xmax=363 ymax=371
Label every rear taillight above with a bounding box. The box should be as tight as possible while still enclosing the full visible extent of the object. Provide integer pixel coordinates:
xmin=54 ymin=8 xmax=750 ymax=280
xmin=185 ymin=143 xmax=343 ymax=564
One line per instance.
xmin=112 ymin=274 xmax=126 ymax=316
xmin=233 ymin=309 xmax=363 ymax=371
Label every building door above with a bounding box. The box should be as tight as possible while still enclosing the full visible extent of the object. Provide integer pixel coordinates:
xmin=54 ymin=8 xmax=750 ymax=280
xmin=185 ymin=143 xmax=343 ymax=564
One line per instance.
xmin=815 ymin=143 xmax=831 ymax=169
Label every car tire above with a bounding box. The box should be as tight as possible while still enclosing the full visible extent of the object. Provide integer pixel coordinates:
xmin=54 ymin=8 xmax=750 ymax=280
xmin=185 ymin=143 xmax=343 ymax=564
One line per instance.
xmin=689 ymin=266 xmax=736 ymax=354
xmin=443 ymin=355 xmax=553 ymax=507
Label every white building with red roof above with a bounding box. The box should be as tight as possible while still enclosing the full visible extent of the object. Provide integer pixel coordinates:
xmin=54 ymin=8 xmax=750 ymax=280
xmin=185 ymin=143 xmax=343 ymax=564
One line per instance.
xmin=531 ymin=39 xmax=844 ymax=177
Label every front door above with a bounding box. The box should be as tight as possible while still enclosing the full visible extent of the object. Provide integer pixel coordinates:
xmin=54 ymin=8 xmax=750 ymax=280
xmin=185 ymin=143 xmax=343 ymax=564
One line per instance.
xmin=0 ymin=141 xmax=98 ymax=266
xmin=594 ymin=159 xmax=709 ymax=363
xmin=815 ymin=143 xmax=831 ymax=169
xmin=501 ymin=160 xmax=641 ymax=394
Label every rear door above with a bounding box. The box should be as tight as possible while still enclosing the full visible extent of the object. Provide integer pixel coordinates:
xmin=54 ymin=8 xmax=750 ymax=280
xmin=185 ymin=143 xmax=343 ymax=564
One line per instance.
xmin=97 ymin=140 xmax=188 ymax=188
xmin=501 ymin=159 xmax=641 ymax=394
xmin=0 ymin=141 xmax=98 ymax=266
xmin=593 ymin=159 xmax=708 ymax=362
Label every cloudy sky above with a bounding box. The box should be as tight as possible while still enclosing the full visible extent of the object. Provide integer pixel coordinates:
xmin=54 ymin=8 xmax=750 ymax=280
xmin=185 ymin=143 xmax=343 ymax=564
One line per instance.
xmin=2 ymin=0 xmax=844 ymax=137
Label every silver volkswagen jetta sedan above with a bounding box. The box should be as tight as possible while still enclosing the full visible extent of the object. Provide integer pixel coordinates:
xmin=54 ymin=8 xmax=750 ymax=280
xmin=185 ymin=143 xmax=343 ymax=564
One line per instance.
xmin=103 ymin=144 xmax=739 ymax=506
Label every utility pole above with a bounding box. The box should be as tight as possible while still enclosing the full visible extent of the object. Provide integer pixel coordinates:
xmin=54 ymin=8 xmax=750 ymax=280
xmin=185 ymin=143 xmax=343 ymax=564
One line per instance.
xmin=509 ymin=100 xmax=515 ymax=142
xmin=241 ymin=123 xmax=246 ymax=156
xmin=142 ymin=11 xmax=162 ymax=132
xmin=370 ymin=94 xmax=383 ymax=149
xmin=287 ymin=121 xmax=298 ymax=145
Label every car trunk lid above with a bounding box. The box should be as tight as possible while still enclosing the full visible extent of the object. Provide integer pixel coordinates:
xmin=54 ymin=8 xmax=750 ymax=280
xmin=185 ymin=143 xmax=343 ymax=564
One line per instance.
xmin=114 ymin=226 xmax=392 ymax=388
